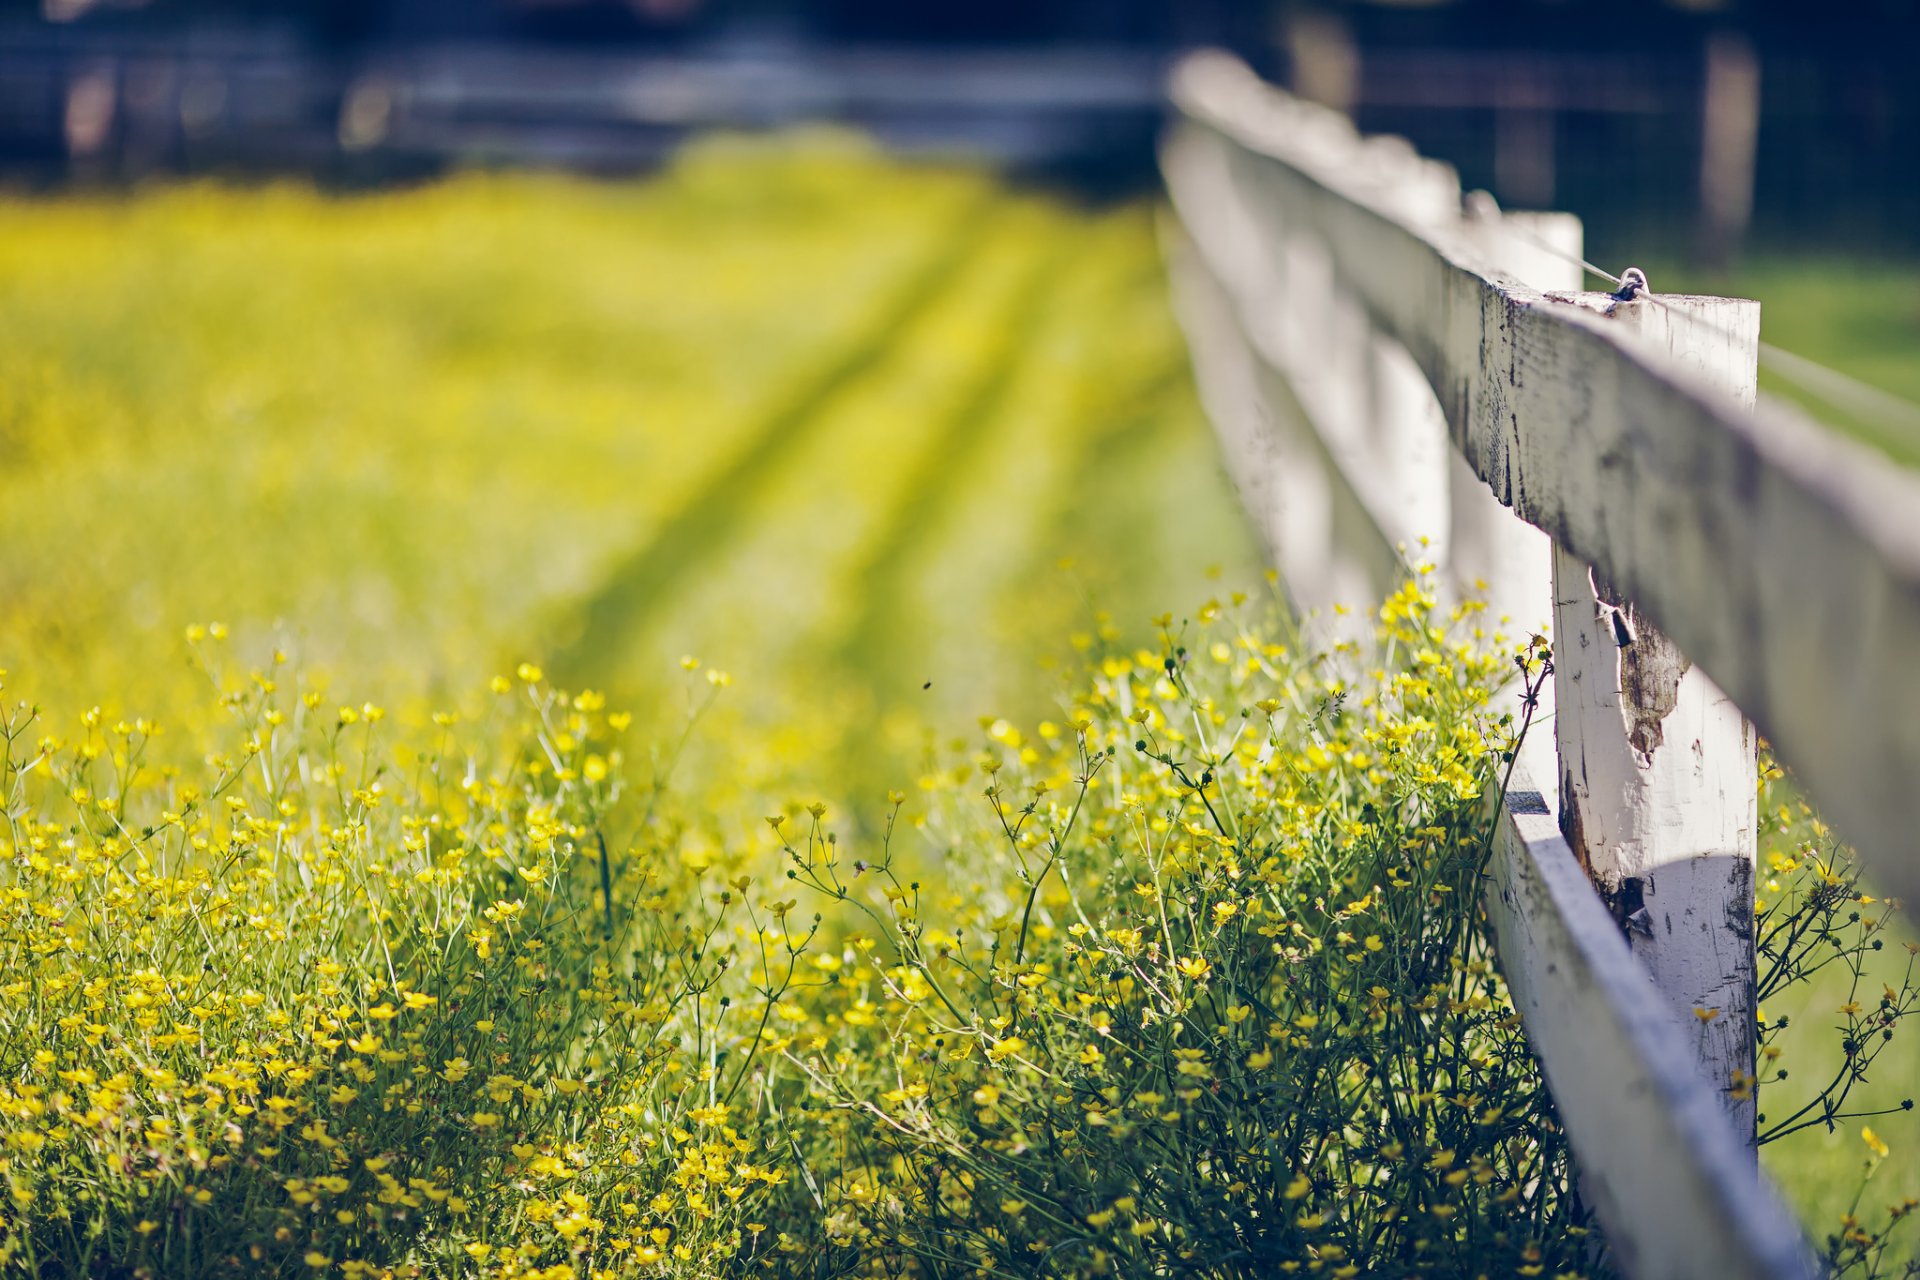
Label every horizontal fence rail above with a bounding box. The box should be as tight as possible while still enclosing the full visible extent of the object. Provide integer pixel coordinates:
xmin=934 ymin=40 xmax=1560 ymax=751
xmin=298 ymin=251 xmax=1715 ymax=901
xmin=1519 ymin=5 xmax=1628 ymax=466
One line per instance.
xmin=1156 ymin=48 xmax=1920 ymax=1279
xmin=1165 ymin=51 xmax=1920 ymax=922
xmin=1489 ymin=770 xmax=1810 ymax=1280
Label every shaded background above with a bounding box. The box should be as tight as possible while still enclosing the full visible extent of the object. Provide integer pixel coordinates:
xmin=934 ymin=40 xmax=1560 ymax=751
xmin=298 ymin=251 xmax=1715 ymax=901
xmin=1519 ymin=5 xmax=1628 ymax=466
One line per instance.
xmin=5 ymin=0 xmax=1920 ymax=262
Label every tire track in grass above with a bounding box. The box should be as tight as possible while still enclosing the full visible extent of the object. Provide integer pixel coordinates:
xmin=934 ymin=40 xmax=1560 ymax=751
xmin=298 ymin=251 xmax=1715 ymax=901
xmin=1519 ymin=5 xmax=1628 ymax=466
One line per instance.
xmin=864 ymin=235 xmax=1202 ymax=720
xmin=647 ymin=216 xmax=1055 ymax=668
xmin=1005 ymin=365 xmax=1267 ymax=650
xmin=549 ymin=200 xmax=1001 ymax=684
xmin=828 ymin=239 xmax=1084 ymax=717
xmin=996 ymin=233 xmax=1265 ymax=645
xmin=941 ymin=356 xmax=1190 ymax=720
xmin=1021 ymin=358 xmax=1194 ymax=592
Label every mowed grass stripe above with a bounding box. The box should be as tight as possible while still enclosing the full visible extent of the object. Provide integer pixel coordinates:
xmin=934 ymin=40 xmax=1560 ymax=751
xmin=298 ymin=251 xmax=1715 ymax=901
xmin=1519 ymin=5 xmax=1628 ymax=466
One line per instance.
xmin=834 ymin=223 xmax=1167 ymax=703
xmin=549 ymin=195 xmax=1002 ymax=685
xmin=809 ymin=235 xmax=1220 ymax=818
xmin=1010 ymin=358 xmax=1256 ymax=620
xmin=618 ymin=205 xmax=1070 ymax=697
xmin=833 ymin=240 xmax=1087 ymax=708
xmin=0 ymin=164 xmax=992 ymax=720
xmin=890 ymin=215 xmax=1257 ymax=717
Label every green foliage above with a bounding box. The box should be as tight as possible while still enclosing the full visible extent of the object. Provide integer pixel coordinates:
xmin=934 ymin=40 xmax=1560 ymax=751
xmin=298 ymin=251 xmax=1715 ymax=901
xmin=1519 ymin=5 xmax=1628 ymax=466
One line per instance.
xmin=1752 ymin=770 xmax=1920 ymax=1275
xmin=0 ymin=141 xmax=1258 ymax=780
xmin=759 ymin=579 xmax=1593 ymax=1278
xmin=1638 ymin=257 xmax=1920 ymax=467
xmin=0 ymin=656 xmax=797 ymax=1278
xmin=0 ymin=153 xmax=1913 ymax=1277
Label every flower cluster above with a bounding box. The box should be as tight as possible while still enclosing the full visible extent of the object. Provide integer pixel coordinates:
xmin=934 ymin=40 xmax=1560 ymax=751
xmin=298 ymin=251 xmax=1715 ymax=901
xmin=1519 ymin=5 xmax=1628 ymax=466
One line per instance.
xmin=0 ymin=649 xmax=793 ymax=1278
xmin=3 ymin=574 xmax=1913 ymax=1278
xmin=760 ymin=575 xmax=1592 ymax=1276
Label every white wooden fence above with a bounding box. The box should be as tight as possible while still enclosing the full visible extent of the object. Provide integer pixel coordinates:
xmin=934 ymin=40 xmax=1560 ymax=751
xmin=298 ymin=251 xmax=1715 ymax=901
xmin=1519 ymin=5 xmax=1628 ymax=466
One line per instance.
xmin=1162 ymin=50 xmax=1920 ymax=1280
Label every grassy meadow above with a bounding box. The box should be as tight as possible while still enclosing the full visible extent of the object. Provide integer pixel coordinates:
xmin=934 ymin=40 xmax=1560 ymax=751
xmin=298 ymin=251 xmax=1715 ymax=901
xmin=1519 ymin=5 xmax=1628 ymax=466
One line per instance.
xmin=0 ymin=138 xmax=1259 ymax=794
xmin=0 ymin=140 xmax=1914 ymax=1276
xmin=1647 ymin=256 xmax=1920 ymax=467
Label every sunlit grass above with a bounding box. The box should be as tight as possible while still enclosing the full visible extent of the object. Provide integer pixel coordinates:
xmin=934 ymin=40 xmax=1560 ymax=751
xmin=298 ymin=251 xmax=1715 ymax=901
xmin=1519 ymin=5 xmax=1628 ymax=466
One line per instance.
xmin=1 ymin=142 xmax=1910 ymax=1273
xmin=1651 ymin=255 xmax=1920 ymax=468
xmin=0 ymin=138 xmax=1258 ymax=796
xmin=0 ymin=139 xmax=1275 ymax=1277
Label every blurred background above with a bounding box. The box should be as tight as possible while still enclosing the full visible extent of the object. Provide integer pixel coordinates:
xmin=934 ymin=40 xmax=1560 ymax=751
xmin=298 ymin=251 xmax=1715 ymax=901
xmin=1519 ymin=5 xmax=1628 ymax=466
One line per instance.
xmin=2 ymin=0 xmax=1918 ymax=262
xmin=2 ymin=0 xmax=1917 ymax=1258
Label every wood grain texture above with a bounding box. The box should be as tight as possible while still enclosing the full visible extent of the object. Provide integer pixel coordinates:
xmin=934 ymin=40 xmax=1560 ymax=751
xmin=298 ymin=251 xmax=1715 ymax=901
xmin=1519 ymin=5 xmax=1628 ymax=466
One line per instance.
xmin=1169 ymin=50 xmax=1920 ymax=928
xmin=1486 ymin=775 xmax=1814 ymax=1280
xmin=1158 ymin=51 xmax=1869 ymax=1278
xmin=1451 ymin=207 xmax=1576 ymax=815
xmin=1551 ymin=293 xmax=1762 ymax=1143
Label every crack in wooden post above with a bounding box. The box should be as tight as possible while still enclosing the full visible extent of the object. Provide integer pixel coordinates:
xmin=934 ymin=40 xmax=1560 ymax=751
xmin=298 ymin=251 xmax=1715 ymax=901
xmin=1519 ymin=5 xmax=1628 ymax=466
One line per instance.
xmin=1591 ymin=565 xmax=1694 ymax=761
xmin=1163 ymin=54 xmax=1843 ymax=1273
xmin=1551 ymin=288 xmax=1763 ymax=1147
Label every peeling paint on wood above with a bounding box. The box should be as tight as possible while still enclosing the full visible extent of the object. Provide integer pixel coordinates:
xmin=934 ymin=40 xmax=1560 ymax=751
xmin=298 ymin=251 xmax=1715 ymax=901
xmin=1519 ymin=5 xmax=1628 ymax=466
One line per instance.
xmin=1157 ymin=51 xmax=1860 ymax=1280
xmin=1484 ymin=773 xmax=1814 ymax=1280
xmin=1605 ymin=589 xmax=1691 ymax=761
xmin=1168 ymin=56 xmax=1920 ymax=942
xmin=1548 ymin=288 xmax=1761 ymax=1147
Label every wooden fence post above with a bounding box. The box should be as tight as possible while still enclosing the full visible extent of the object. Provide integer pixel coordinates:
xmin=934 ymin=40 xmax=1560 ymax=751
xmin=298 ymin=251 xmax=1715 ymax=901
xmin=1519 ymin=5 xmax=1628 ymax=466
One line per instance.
xmin=1552 ymin=285 xmax=1763 ymax=1142
xmin=1161 ymin=121 xmax=1403 ymax=629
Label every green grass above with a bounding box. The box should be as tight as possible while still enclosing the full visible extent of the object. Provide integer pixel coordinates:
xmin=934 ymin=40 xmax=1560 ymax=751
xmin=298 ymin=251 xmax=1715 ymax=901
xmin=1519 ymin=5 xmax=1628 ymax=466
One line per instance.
xmin=1756 ymin=812 xmax=1920 ymax=1263
xmin=1654 ymin=256 xmax=1920 ymax=467
xmin=2 ymin=149 xmax=1913 ymax=1267
xmin=0 ymin=140 xmax=1261 ymax=798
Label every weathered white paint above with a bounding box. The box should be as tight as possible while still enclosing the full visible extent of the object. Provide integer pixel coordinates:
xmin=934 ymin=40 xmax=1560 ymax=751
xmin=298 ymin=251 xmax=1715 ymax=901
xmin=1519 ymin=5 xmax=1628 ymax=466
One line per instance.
xmin=1485 ymin=770 xmax=1815 ymax=1280
xmin=1159 ymin=213 xmax=1398 ymax=627
xmin=1453 ymin=204 xmax=1577 ymax=812
xmin=1161 ymin=124 xmax=1407 ymax=624
xmin=1155 ymin=50 xmax=1912 ymax=1279
xmin=1367 ymin=325 xmax=1453 ymax=568
xmin=1172 ymin=106 xmax=1568 ymax=794
xmin=1552 ymin=290 xmax=1762 ymax=1141
xmin=1168 ymin=51 xmax=1920 ymax=930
